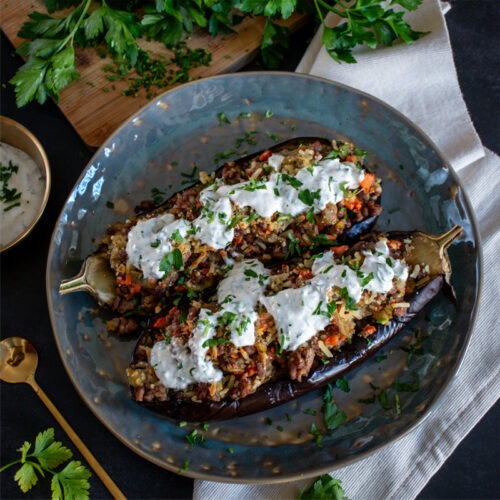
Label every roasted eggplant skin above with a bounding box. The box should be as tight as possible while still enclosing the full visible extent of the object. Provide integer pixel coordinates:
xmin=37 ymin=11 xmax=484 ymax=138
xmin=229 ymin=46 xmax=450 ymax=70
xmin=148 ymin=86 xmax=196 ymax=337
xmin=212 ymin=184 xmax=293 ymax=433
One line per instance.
xmin=130 ymin=277 xmax=443 ymax=421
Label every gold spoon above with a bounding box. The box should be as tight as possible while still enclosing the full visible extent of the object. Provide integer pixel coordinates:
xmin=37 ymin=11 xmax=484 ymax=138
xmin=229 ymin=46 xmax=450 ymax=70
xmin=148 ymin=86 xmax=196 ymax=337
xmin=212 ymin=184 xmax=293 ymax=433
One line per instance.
xmin=0 ymin=337 xmax=126 ymax=500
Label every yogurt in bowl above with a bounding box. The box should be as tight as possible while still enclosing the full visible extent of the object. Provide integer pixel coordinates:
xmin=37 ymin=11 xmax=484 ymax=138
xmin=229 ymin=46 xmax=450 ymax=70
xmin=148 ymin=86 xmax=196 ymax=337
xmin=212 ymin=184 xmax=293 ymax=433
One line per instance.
xmin=0 ymin=116 xmax=51 ymax=252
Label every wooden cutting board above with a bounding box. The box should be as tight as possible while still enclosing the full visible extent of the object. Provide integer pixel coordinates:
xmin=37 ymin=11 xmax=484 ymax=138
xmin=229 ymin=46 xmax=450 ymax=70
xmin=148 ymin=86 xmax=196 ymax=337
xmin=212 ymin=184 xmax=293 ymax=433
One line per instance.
xmin=1 ymin=2 xmax=307 ymax=148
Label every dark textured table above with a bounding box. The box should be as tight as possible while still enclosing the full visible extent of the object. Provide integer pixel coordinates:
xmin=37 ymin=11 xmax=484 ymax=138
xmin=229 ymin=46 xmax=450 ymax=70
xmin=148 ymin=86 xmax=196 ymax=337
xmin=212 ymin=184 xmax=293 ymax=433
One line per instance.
xmin=1 ymin=1 xmax=498 ymax=498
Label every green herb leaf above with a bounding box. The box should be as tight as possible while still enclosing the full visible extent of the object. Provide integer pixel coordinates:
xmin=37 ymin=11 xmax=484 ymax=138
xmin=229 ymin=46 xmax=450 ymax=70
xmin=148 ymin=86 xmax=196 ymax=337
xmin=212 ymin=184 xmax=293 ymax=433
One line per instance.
xmin=322 ymin=384 xmax=347 ymax=431
xmin=159 ymin=248 xmax=183 ymax=276
xmin=335 ymin=376 xmax=350 ymax=393
xmin=299 ymin=474 xmax=348 ymax=500
xmin=51 ymin=460 xmax=91 ymax=499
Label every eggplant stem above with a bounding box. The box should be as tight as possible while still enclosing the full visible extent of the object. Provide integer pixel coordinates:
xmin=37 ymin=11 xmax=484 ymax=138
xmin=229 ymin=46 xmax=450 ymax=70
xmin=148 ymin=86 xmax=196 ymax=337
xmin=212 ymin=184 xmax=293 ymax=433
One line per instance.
xmin=433 ymin=225 xmax=463 ymax=250
xmin=59 ymin=254 xmax=116 ymax=305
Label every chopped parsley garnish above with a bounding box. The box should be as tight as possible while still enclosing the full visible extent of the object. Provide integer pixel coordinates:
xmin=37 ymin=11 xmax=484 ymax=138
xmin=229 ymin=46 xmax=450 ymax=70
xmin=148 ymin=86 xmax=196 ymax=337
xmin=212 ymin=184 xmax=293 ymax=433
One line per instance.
xmin=241 ymin=212 xmax=258 ymax=223
xmin=286 ymin=232 xmax=302 ymax=258
xmin=306 ymin=208 xmax=316 ymax=224
xmin=322 ymin=384 xmax=347 ymax=431
xmin=244 ymin=269 xmax=258 ymax=279
xmin=314 ymin=234 xmax=336 ymax=246
xmin=335 ymin=376 xmax=350 ymax=393
xmin=235 ymin=130 xmax=258 ymax=148
xmin=171 ymin=229 xmax=184 ymax=243
xmin=151 ymin=186 xmax=167 ymax=204
xmin=180 ymin=166 xmax=198 ymax=184
xmin=0 ymin=160 xmax=22 ymax=211
xmin=150 ymin=239 xmax=161 ymax=248
xmin=235 ymin=316 xmax=251 ymax=336
xmin=279 ymin=173 xmax=303 ymax=189
xmin=218 ymin=311 xmax=237 ymax=326
xmin=159 ymin=248 xmax=183 ymax=276
xmin=202 ymin=337 xmax=229 ymax=348
xmin=218 ymin=111 xmax=230 ymax=126
xmin=214 ymin=148 xmax=237 ymax=164
xmin=358 ymin=271 xmax=374 ymax=287
xmin=266 ymin=132 xmax=279 ymax=141
xmin=303 ymin=408 xmax=317 ymax=416
xmin=378 ymin=389 xmax=392 ymax=410
xmin=240 ymin=178 xmax=266 ymax=192
xmin=340 ymin=287 xmax=358 ymax=310
xmin=227 ymin=214 xmax=239 ymax=229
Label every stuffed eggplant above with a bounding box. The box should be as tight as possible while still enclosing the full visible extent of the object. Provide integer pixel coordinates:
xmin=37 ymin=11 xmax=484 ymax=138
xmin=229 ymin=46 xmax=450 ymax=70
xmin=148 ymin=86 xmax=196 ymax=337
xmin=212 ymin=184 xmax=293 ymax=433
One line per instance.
xmin=127 ymin=226 xmax=461 ymax=421
xmin=60 ymin=138 xmax=382 ymax=335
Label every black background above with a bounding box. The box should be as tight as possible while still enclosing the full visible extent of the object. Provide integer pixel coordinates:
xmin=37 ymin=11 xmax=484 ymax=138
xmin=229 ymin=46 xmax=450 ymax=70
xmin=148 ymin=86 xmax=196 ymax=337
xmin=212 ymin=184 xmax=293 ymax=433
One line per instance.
xmin=1 ymin=1 xmax=498 ymax=498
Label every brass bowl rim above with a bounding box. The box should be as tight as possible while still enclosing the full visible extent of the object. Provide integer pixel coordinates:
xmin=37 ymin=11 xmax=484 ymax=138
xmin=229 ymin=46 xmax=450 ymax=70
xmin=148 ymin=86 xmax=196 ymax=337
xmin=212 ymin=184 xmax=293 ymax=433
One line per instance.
xmin=0 ymin=115 xmax=51 ymax=252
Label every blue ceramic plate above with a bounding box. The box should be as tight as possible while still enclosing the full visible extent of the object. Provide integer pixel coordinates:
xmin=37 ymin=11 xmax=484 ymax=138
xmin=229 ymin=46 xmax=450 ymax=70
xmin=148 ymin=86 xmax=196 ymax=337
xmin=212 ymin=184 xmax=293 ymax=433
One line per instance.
xmin=46 ymin=72 xmax=480 ymax=482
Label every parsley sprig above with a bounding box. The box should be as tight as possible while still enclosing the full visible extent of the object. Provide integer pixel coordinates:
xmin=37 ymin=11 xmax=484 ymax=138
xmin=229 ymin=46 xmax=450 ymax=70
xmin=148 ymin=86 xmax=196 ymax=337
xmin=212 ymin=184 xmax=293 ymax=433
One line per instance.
xmin=315 ymin=0 xmax=425 ymax=63
xmin=299 ymin=474 xmax=348 ymax=499
xmin=0 ymin=428 xmax=92 ymax=499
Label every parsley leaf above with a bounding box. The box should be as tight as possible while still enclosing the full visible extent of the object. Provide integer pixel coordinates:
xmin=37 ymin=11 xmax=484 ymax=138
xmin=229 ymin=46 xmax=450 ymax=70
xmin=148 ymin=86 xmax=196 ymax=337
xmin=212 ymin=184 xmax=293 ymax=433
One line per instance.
xmin=322 ymin=384 xmax=347 ymax=431
xmin=159 ymin=248 xmax=183 ymax=276
xmin=299 ymin=474 xmax=348 ymax=500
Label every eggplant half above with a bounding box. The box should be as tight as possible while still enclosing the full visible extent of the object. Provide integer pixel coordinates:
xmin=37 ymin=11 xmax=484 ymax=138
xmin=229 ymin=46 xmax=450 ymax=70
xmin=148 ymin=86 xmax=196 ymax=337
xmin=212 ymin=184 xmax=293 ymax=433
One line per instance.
xmin=60 ymin=138 xmax=382 ymax=334
xmin=127 ymin=226 xmax=461 ymax=421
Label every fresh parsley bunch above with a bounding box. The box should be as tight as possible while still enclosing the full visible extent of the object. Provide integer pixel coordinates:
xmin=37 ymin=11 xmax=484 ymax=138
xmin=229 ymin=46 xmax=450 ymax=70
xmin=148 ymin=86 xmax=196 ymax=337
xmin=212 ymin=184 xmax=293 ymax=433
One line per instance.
xmin=0 ymin=428 xmax=92 ymax=499
xmin=9 ymin=0 xmax=424 ymax=108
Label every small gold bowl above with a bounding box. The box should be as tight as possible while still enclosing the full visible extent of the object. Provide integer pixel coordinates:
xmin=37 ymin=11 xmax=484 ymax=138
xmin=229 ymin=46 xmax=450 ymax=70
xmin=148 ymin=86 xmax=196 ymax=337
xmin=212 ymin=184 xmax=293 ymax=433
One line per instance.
xmin=0 ymin=116 xmax=51 ymax=252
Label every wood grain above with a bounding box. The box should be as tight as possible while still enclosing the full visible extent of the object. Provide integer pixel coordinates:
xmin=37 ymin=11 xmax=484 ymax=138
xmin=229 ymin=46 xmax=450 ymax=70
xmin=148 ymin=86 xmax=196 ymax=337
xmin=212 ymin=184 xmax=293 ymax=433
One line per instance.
xmin=1 ymin=1 xmax=307 ymax=148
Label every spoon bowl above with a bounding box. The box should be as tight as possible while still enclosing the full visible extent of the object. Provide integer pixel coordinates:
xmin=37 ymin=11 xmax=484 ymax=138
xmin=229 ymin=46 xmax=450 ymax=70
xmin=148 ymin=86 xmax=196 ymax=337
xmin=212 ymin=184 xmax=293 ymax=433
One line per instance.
xmin=0 ymin=336 xmax=38 ymax=384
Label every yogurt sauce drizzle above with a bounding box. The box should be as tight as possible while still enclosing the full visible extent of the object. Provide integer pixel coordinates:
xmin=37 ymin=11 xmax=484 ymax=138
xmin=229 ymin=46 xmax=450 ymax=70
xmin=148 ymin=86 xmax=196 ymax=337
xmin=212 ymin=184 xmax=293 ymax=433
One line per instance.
xmin=262 ymin=240 xmax=408 ymax=350
xmin=151 ymin=241 xmax=408 ymax=388
xmin=126 ymin=153 xmax=365 ymax=280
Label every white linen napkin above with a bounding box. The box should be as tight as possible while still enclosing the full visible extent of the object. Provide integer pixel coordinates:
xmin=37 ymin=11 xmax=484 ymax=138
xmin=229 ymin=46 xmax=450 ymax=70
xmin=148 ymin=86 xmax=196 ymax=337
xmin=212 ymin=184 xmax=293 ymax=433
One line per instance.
xmin=195 ymin=1 xmax=500 ymax=497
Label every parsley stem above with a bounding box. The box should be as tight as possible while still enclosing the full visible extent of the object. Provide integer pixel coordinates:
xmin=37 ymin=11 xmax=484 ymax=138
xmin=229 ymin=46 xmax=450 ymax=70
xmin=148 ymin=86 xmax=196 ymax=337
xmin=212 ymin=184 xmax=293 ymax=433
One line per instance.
xmin=56 ymin=0 xmax=92 ymax=53
xmin=0 ymin=459 xmax=22 ymax=472
xmin=315 ymin=0 xmax=344 ymax=18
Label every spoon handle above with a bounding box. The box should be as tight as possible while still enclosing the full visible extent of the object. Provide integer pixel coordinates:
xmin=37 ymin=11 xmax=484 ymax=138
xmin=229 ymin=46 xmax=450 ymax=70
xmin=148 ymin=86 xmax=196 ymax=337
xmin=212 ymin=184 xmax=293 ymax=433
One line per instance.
xmin=29 ymin=377 xmax=126 ymax=500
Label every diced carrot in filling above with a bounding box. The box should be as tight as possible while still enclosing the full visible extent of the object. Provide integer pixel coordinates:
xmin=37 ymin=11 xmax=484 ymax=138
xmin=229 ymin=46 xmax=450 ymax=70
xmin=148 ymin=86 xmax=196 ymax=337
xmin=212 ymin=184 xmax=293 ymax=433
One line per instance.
xmin=359 ymin=172 xmax=375 ymax=192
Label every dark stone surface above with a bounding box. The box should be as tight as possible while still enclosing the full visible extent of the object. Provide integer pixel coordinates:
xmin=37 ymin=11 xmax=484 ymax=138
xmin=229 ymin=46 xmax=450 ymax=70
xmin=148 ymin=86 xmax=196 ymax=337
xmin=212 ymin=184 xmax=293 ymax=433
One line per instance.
xmin=1 ymin=1 xmax=498 ymax=498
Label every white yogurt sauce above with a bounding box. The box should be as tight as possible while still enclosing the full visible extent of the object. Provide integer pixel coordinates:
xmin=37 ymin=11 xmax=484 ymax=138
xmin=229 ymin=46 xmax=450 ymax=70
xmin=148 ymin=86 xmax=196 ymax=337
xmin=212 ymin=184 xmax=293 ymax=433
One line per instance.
xmin=197 ymin=259 xmax=269 ymax=348
xmin=125 ymin=154 xmax=366 ymax=275
xmin=0 ymin=142 xmax=45 ymax=248
xmin=150 ymin=312 xmax=223 ymax=390
xmin=192 ymin=181 xmax=234 ymax=249
xmin=218 ymin=156 xmax=365 ymax=218
xmin=126 ymin=213 xmax=190 ymax=280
